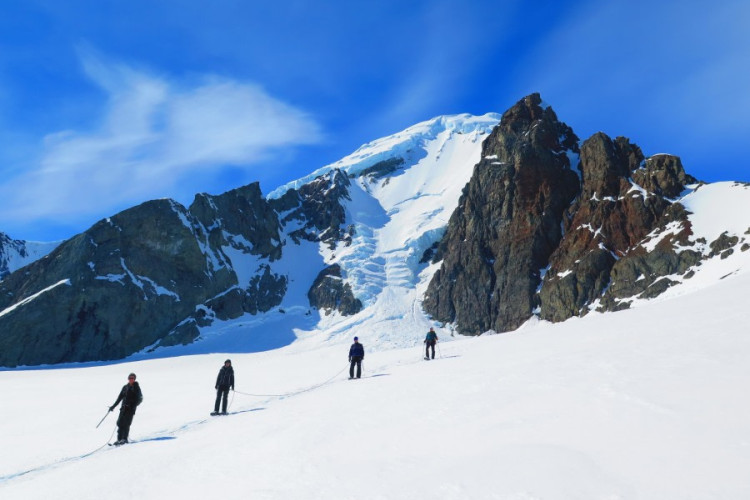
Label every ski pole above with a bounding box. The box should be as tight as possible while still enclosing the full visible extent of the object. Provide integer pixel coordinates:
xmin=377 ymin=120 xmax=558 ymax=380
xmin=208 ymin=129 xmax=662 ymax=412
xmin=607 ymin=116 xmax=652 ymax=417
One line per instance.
xmin=437 ymin=342 xmax=442 ymax=359
xmin=96 ymin=407 xmax=112 ymax=428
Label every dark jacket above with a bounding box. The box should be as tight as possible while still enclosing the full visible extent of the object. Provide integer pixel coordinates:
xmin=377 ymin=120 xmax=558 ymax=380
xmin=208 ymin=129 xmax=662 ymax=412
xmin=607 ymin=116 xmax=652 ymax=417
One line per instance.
xmin=112 ymin=382 xmax=143 ymax=413
xmin=349 ymin=342 xmax=364 ymax=359
xmin=425 ymin=331 xmax=438 ymax=343
xmin=215 ymin=366 xmax=235 ymax=390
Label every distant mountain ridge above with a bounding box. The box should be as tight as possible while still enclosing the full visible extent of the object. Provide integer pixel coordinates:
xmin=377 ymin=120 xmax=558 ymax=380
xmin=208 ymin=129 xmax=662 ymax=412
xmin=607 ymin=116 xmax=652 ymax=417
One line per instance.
xmin=0 ymin=232 xmax=60 ymax=280
xmin=1 ymin=95 xmax=749 ymax=367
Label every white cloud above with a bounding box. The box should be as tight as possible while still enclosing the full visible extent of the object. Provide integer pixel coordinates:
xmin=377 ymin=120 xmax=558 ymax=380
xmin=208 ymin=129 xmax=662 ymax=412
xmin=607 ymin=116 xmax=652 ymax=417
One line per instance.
xmin=162 ymin=79 xmax=320 ymax=170
xmin=0 ymin=49 xmax=323 ymax=225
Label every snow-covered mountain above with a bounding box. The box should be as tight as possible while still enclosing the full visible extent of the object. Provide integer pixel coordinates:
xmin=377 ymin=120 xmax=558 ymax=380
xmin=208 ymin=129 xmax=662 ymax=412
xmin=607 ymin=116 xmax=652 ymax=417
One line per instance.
xmin=0 ymin=232 xmax=60 ymax=280
xmin=1 ymin=94 xmax=749 ymax=368
xmin=0 ymin=112 xmax=501 ymax=366
xmin=1 ymin=94 xmax=750 ymax=498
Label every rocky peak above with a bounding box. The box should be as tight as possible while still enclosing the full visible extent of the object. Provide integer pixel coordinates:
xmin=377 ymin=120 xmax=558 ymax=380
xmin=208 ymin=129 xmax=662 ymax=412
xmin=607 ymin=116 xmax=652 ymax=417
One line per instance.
xmin=0 ymin=198 xmax=236 ymax=366
xmin=579 ymin=133 xmax=644 ymax=198
xmin=425 ymin=94 xmax=705 ymax=336
xmin=632 ymin=154 xmax=697 ymax=198
xmin=0 ymin=182 xmax=294 ymax=367
xmin=424 ymin=94 xmax=581 ymax=334
xmin=483 ymin=92 xmax=579 ymax=169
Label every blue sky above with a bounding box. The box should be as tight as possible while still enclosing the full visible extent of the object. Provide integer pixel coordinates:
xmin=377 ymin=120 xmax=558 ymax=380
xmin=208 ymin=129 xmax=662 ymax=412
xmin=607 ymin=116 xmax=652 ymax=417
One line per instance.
xmin=1 ymin=0 xmax=748 ymax=241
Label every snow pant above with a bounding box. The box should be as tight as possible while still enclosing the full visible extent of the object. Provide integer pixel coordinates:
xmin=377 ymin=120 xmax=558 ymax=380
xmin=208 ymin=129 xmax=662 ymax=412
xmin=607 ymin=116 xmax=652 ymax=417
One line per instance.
xmin=117 ymin=407 xmax=136 ymax=442
xmin=349 ymin=356 xmax=363 ymax=378
xmin=425 ymin=340 xmax=436 ymax=359
xmin=215 ymin=386 xmax=230 ymax=413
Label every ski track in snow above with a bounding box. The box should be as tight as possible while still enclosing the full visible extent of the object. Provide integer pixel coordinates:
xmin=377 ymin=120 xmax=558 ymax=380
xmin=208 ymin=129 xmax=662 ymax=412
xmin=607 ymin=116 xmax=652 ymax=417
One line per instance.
xmin=0 ymin=355 xmax=420 ymax=484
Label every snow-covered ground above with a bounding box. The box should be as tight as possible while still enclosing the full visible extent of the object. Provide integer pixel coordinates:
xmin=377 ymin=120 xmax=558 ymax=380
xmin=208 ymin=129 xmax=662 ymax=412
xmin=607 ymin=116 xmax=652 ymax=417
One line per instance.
xmin=1 ymin=264 xmax=749 ymax=499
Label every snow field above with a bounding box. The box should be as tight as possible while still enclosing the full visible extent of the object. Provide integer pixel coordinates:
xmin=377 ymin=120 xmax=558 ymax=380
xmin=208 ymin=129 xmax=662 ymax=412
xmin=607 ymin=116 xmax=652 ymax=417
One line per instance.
xmin=2 ymin=268 xmax=750 ymax=499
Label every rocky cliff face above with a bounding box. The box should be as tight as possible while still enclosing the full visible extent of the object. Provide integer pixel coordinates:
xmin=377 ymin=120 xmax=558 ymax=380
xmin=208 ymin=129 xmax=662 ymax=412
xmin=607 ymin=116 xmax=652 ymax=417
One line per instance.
xmin=540 ymin=135 xmax=699 ymax=320
xmin=423 ymin=94 xmax=580 ymax=333
xmin=424 ymin=94 xmax=702 ymax=335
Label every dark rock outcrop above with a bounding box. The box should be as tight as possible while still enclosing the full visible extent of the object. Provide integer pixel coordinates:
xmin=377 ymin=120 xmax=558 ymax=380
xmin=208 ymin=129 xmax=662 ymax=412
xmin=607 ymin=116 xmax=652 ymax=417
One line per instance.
xmin=307 ymin=264 xmax=362 ymax=316
xmin=632 ymin=154 xmax=696 ymax=199
xmin=190 ymin=183 xmax=283 ymax=260
xmin=270 ymin=169 xmax=353 ymax=248
xmin=0 ymin=199 xmax=227 ymax=366
xmin=540 ymin=134 xmax=699 ymax=320
xmin=424 ymin=93 xmax=580 ymax=333
xmin=359 ymin=157 xmax=405 ymax=180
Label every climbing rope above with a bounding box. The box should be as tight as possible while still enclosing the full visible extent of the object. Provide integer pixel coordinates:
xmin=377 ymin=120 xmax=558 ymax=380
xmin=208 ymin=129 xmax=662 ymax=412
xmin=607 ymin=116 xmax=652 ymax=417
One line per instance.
xmin=88 ymin=424 xmax=118 ymax=454
xmin=0 ymin=423 xmax=117 ymax=482
xmin=226 ymin=387 xmax=236 ymax=412
xmin=2 ymin=365 xmax=350 ymax=484
xmin=233 ymin=365 xmax=349 ymax=399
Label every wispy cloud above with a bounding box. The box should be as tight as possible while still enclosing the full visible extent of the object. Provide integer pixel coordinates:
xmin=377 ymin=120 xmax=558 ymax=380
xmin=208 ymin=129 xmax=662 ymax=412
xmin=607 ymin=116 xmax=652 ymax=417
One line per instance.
xmin=0 ymin=48 xmax=323 ymax=228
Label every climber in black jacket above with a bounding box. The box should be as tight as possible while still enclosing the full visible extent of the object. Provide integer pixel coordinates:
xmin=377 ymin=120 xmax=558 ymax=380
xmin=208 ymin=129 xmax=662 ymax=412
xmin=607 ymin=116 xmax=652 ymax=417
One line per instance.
xmin=212 ymin=359 xmax=235 ymax=415
xmin=348 ymin=337 xmax=364 ymax=379
xmin=109 ymin=373 xmax=143 ymax=445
